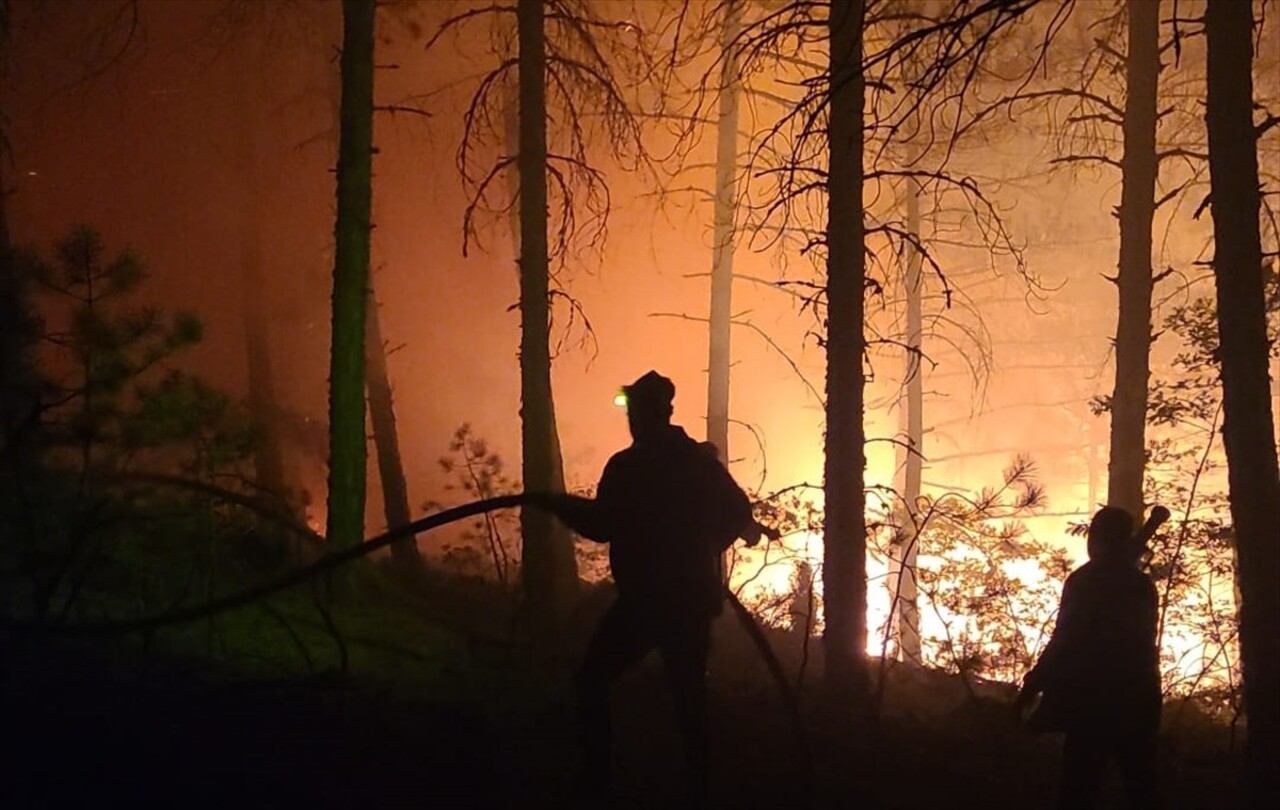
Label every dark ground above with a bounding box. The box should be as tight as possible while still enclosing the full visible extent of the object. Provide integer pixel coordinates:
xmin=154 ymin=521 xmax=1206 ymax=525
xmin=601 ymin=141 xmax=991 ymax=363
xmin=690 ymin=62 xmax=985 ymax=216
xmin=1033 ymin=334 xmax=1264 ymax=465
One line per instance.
xmin=2 ymin=636 xmax=1242 ymax=809
xmin=0 ymin=570 xmax=1244 ymax=809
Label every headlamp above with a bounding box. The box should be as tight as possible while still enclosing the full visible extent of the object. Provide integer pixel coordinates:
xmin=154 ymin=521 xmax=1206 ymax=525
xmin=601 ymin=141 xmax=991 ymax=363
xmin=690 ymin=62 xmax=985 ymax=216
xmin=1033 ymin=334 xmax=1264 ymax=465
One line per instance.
xmin=613 ymin=390 xmax=628 ymax=409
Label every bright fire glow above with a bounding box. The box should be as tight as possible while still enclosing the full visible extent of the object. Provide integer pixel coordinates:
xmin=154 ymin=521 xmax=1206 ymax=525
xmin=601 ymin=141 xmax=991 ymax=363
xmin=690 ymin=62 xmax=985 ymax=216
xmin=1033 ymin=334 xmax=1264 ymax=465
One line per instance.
xmin=728 ymin=523 xmax=1238 ymax=693
xmin=718 ymin=435 xmax=1242 ymax=693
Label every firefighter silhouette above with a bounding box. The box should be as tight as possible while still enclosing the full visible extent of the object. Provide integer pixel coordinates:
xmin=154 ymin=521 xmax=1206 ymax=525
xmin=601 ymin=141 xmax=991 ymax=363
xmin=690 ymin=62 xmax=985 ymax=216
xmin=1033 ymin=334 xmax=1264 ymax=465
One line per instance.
xmin=534 ymin=370 xmax=759 ymax=802
xmin=1020 ymin=506 xmax=1162 ymax=809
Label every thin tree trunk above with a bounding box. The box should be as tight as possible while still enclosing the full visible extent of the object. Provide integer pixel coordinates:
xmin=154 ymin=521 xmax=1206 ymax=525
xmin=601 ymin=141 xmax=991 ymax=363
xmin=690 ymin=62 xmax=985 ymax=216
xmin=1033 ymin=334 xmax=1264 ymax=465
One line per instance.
xmin=517 ymin=0 xmax=577 ymax=635
xmin=235 ymin=99 xmax=289 ymax=509
xmin=1273 ymin=349 xmax=1279 ymax=441
xmin=822 ymin=0 xmax=869 ymax=702
xmin=1205 ymin=0 xmax=1280 ymax=802
xmin=325 ymin=0 xmax=375 ymax=553
xmin=1106 ymin=0 xmax=1159 ymax=521
xmin=311 ymin=4 xmax=411 ymax=565
xmin=365 ymin=293 xmax=420 ymax=570
xmin=891 ymin=173 xmax=923 ymax=665
xmin=1087 ymin=426 xmax=1100 ymax=508
xmin=706 ymin=0 xmax=742 ymax=462
xmin=504 ymin=65 xmax=575 ymax=599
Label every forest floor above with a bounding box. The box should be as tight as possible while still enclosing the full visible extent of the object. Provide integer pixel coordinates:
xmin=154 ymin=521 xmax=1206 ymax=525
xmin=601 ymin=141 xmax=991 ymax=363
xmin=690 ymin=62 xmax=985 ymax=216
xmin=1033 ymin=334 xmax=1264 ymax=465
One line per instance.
xmin=0 ymin=569 xmax=1244 ymax=809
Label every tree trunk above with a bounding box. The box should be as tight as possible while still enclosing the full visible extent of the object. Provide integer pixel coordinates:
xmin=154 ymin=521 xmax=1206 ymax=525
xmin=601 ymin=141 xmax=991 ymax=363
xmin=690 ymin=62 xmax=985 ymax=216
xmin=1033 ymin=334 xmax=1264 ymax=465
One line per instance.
xmin=891 ymin=173 xmax=923 ymax=665
xmin=0 ymin=153 xmax=24 ymax=448
xmin=517 ymin=0 xmax=578 ymax=635
xmin=0 ymin=114 xmax=37 ymax=461
xmin=324 ymin=0 xmax=375 ymax=552
xmin=822 ymin=0 xmax=869 ymax=702
xmin=1087 ymin=426 xmax=1100 ymax=508
xmin=0 ymin=7 xmax=17 ymax=451
xmin=234 ymin=96 xmax=290 ymax=510
xmin=365 ymin=292 xmax=420 ymax=570
xmin=1205 ymin=1 xmax=1280 ymax=802
xmin=706 ymin=0 xmax=742 ymax=463
xmin=1105 ymin=0 xmax=1159 ymax=522
xmin=0 ymin=106 xmax=40 ymax=478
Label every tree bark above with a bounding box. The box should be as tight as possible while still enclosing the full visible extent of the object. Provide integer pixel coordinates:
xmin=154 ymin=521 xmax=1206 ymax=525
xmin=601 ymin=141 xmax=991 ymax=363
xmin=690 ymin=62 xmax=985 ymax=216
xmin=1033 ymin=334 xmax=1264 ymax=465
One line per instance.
xmin=325 ymin=0 xmax=375 ymax=552
xmin=0 ymin=12 xmax=20 ymax=449
xmin=706 ymin=0 xmax=742 ymax=463
xmin=0 ymin=152 xmax=25 ymax=448
xmin=822 ymin=0 xmax=869 ymax=702
xmin=1105 ymin=0 xmax=1159 ymax=522
xmin=364 ymin=292 xmax=420 ymax=570
xmin=891 ymin=173 xmax=923 ymax=665
xmin=0 ymin=127 xmax=38 ymax=461
xmin=517 ymin=0 xmax=578 ymax=635
xmin=1205 ymin=0 xmax=1280 ymax=803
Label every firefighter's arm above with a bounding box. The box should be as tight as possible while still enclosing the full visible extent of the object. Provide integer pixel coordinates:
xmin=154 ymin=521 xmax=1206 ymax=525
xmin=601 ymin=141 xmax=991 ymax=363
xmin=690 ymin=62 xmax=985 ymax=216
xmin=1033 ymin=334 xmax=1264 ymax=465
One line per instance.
xmin=700 ymin=448 xmax=765 ymax=552
xmin=553 ymin=493 xmax=612 ymax=542
xmin=731 ymin=491 xmax=779 ymax=549
xmin=526 ymin=492 xmax=612 ymax=542
xmin=1024 ymin=575 xmax=1082 ymax=691
xmin=526 ymin=459 xmax=622 ymax=542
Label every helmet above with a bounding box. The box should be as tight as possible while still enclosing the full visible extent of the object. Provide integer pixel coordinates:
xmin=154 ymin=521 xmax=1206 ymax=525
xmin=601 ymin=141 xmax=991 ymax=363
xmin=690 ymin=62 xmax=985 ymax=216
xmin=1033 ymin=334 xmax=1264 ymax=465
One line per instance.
xmin=1086 ymin=506 xmax=1138 ymax=562
xmin=618 ymin=370 xmax=675 ymax=412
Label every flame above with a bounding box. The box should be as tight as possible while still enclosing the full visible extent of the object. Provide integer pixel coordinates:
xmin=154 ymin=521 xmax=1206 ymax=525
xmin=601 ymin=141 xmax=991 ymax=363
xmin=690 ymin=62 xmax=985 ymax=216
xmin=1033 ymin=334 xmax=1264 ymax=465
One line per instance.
xmin=728 ymin=521 xmax=1238 ymax=691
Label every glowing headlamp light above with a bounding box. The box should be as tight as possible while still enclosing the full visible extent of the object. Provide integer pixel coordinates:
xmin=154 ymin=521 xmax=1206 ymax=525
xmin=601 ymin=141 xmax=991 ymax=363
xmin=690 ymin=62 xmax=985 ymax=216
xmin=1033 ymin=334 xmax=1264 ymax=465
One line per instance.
xmin=613 ymin=390 xmax=628 ymax=408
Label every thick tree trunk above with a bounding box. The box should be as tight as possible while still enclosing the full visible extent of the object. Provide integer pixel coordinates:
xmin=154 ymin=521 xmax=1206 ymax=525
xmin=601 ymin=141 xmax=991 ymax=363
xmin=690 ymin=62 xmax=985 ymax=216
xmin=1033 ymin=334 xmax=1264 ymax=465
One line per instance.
xmin=364 ymin=293 xmax=420 ymax=570
xmin=706 ymin=0 xmax=742 ymax=463
xmin=822 ymin=0 xmax=869 ymax=701
xmin=0 ymin=129 xmax=37 ymax=458
xmin=1106 ymin=0 xmax=1159 ymax=521
xmin=1205 ymin=1 xmax=1280 ymax=803
xmin=891 ymin=174 xmax=923 ymax=665
xmin=0 ymin=156 xmax=23 ymax=447
xmin=517 ymin=0 xmax=577 ymax=635
xmin=0 ymin=100 xmax=40 ymax=477
xmin=0 ymin=8 xmax=18 ymax=451
xmin=324 ymin=0 xmax=375 ymax=552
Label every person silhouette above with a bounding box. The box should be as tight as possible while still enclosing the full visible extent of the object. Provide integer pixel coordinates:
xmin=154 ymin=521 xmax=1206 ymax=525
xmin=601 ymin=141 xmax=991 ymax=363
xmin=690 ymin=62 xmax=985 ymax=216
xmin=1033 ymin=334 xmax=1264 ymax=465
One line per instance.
xmin=1019 ymin=506 xmax=1162 ymax=809
xmin=533 ymin=370 xmax=760 ymax=803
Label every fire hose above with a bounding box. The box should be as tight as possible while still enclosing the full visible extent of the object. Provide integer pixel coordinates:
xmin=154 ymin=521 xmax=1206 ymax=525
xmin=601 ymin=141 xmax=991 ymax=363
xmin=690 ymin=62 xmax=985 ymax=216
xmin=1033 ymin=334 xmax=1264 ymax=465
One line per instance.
xmin=3 ymin=480 xmax=810 ymax=777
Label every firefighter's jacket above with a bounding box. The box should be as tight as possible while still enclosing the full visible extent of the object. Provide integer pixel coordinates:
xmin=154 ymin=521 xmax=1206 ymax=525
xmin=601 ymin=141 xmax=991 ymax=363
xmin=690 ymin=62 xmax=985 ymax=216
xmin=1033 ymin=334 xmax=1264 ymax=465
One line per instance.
xmin=1025 ymin=558 xmax=1162 ymax=732
xmin=560 ymin=424 xmax=753 ymax=617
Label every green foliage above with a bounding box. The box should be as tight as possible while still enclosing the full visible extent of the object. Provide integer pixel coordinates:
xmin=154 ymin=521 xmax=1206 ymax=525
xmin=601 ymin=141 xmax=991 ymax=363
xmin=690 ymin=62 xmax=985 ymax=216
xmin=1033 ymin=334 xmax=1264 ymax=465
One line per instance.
xmin=905 ymin=457 xmax=1071 ymax=684
xmin=120 ymin=371 xmax=258 ymax=478
xmin=1133 ymin=276 xmax=1279 ymax=708
xmin=427 ymin=423 xmax=612 ymax=586
xmin=0 ymin=226 xmax=283 ymax=635
xmin=14 ymin=225 xmax=218 ymax=472
xmin=1145 ymin=296 xmax=1231 ymax=429
xmin=429 ymin=423 xmax=521 ymax=584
